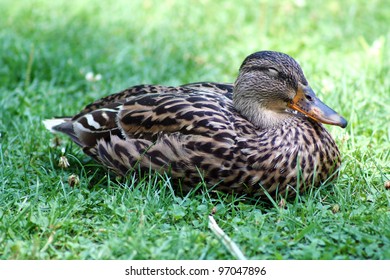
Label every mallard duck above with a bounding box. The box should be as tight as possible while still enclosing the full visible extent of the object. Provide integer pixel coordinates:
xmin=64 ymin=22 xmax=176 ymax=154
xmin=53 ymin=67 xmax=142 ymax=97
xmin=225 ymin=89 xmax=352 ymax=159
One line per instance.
xmin=44 ymin=51 xmax=347 ymax=197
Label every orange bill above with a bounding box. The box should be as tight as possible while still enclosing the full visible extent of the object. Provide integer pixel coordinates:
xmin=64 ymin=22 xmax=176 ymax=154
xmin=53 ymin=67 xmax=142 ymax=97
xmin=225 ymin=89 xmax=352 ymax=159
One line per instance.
xmin=288 ymin=84 xmax=347 ymax=128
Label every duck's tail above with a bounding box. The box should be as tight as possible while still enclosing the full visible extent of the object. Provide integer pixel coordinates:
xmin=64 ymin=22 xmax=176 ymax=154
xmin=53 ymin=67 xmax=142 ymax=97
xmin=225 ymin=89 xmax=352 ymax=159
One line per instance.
xmin=43 ymin=118 xmax=84 ymax=147
xmin=43 ymin=118 xmax=71 ymax=132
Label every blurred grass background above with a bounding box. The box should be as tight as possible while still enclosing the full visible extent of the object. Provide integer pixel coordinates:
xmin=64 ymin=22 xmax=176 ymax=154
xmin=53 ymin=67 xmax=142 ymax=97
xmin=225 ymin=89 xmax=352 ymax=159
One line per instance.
xmin=0 ymin=0 xmax=389 ymax=259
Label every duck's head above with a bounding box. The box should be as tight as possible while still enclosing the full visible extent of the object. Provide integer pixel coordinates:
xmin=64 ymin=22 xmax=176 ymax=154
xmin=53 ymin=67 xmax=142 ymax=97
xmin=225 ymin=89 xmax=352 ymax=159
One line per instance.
xmin=233 ymin=51 xmax=347 ymax=129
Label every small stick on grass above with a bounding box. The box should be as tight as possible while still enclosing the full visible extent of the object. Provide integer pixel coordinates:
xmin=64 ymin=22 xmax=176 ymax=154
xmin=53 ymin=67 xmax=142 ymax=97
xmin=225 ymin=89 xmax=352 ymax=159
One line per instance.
xmin=208 ymin=214 xmax=247 ymax=260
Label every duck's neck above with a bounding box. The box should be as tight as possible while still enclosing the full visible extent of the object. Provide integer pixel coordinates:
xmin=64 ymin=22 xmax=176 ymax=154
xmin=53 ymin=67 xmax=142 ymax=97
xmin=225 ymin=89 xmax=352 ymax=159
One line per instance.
xmin=234 ymin=99 xmax=292 ymax=129
xmin=233 ymin=88 xmax=293 ymax=129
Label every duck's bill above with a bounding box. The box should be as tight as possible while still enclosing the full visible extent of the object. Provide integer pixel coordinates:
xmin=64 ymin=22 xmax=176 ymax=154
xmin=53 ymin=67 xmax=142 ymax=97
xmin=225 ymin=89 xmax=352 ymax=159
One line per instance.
xmin=288 ymin=85 xmax=348 ymax=128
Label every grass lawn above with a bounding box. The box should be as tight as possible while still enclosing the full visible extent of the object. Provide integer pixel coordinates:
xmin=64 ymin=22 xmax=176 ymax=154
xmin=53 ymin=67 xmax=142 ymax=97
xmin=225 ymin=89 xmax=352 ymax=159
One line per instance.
xmin=0 ymin=0 xmax=389 ymax=260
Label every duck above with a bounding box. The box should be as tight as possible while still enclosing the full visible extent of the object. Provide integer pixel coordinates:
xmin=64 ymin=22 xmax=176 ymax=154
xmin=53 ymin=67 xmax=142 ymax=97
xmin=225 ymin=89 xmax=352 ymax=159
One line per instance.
xmin=44 ymin=50 xmax=347 ymax=198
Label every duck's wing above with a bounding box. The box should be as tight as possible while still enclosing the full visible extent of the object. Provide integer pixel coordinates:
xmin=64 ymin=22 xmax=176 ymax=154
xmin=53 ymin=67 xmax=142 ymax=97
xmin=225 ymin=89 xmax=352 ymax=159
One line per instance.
xmin=73 ymin=82 xmax=233 ymax=119
xmin=118 ymin=89 xmax=235 ymax=142
xmin=45 ymin=82 xmax=235 ymax=150
xmin=93 ymin=84 xmax=240 ymax=181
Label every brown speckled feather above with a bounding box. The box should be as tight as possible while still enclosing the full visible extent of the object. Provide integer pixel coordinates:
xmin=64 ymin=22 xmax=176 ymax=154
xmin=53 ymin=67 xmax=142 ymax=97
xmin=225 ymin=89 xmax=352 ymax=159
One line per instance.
xmin=44 ymin=51 xmax=346 ymax=198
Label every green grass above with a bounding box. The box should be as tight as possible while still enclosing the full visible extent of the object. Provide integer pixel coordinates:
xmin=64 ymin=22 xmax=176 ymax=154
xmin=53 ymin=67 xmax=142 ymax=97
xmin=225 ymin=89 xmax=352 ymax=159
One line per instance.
xmin=0 ymin=0 xmax=389 ymax=260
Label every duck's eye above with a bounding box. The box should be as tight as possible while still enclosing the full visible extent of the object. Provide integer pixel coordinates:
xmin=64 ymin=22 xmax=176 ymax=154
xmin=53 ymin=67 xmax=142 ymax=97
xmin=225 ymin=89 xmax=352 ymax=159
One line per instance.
xmin=268 ymin=67 xmax=279 ymax=76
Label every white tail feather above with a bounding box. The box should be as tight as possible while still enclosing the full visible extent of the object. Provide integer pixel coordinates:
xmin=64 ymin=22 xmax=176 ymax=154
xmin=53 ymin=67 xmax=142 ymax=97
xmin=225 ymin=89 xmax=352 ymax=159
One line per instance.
xmin=42 ymin=118 xmax=68 ymax=133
